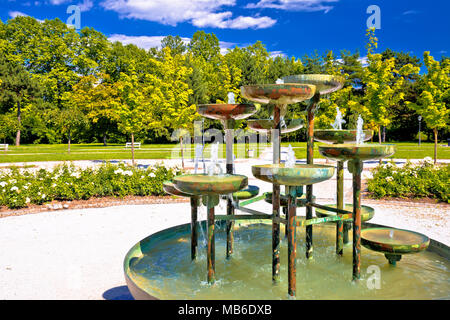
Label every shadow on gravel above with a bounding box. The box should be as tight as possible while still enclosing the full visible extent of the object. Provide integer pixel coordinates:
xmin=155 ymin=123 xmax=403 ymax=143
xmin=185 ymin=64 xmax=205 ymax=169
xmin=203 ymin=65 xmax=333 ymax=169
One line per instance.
xmin=102 ymin=285 xmax=134 ymax=300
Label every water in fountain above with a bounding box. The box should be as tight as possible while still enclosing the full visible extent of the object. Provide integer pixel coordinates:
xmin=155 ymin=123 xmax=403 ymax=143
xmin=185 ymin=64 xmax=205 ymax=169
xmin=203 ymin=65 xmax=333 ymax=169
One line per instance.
xmin=276 ymin=78 xmax=284 ymax=84
xmin=331 ymin=107 xmax=346 ymax=130
xmin=227 ymin=92 xmax=235 ymax=104
xmin=356 ymin=115 xmax=365 ymax=145
xmin=389 ymin=229 xmax=394 ymax=239
xmin=197 ymin=205 xmax=207 ymax=247
xmin=194 ymin=144 xmax=203 ymax=174
xmin=285 ymin=144 xmax=296 ymax=168
xmin=207 ymin=142 xmax=223 ymax=175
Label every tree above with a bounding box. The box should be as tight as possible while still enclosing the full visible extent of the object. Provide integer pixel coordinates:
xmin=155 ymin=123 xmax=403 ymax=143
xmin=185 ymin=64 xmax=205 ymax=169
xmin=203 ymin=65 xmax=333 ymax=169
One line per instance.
xmin=0 ymin=56 xmax=40 ymax=146
xmin=406 ymin=52 xmax=450 ymax=163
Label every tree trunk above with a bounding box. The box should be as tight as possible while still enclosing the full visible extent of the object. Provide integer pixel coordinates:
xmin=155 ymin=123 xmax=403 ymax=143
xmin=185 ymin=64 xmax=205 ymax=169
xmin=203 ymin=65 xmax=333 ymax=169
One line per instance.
xmin=15 ymin=101 xmax=21 ymax=147
xmin=433 ymin=128 xmax=438 ymax=165
xmin=68 ymin=130 xmax=71 ymax=154
xmin=103 ymin=134 xmax=107 ymax=146
xmin=378 ymin=126 xmax=382 ymax=144
xmin=382 ymin=126 xmax=386 ymax=142
xmin=180 ymin=136 xmax=185 ymax=169
xmin=131 ymin=133 xmax=135 ymax=166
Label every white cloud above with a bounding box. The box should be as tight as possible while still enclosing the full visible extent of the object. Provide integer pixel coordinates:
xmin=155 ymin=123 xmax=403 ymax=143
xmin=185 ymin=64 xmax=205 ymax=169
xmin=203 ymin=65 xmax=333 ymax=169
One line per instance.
xmin=270 ymin=50 xmax=286 ymax=58
xmin=78 ymin=0 xmax=94 ymax=12
xmin=245 ymin=0 xmax=338 ymax=13
xmin=100 ymin=0 xmax=276 ymax=29
xmin=107 ymin=34 xmax=236 ymax=54
xmin=402 ymin=10 xmax=419 ymax=15
xmin=8 ymin=11 xmax=29 ymax=18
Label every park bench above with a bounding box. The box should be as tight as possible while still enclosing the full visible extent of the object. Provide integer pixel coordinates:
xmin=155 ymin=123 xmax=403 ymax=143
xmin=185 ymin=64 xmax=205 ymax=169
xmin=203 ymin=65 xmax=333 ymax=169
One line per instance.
xmin=125 ymin=142 xmax=141 ymax=149
xmin=0 ymin=144 xmax=8 ymax=151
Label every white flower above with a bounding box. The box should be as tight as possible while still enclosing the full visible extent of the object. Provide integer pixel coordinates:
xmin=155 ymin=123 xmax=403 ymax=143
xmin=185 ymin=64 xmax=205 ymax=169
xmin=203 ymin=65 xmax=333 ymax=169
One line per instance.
xmin=25 ymin=197 xmax=31 ymax=204
xmin=10 ymin=186 xmax=19 ymax=192
xmin=9 ymin=179 xmax=16 ymax=184
xmin=123 ymin=170 xmax=133 ymax=176
xmin=41 ymin=194 xmax=46 ymax=199
xmin=149 ymin=172 xmax=156 ymax=178
xmin=114 ymin=168 xmax=124 ymax=175
xmin=423 ymin=156 xmax=432 ymax=163
xmin=386 ymin=177 xmax=393 ymax=182
xmin=0 ymin=181 xmax=6 ymax=187
xmin=70 ymin=172 xmax=80 ymax=178
xmin=23 ymin=185 xmax=29 ymax=190
xmin=52 ymin=183 xmax=57 ymax=188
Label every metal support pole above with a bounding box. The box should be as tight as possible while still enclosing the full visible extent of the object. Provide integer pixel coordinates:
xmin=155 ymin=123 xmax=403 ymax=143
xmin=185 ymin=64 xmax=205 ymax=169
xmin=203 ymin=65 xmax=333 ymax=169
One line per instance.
xmin=207 ymin=205 xmax=216 ymax=284
xmin=306 ymin=95 xmax=318 ymax=259
xmin=225 ymin=128 xmax=234 ymax=259
xmin=190 ymin=196 xmax=199 ymax=261
xmin=336 ymin=161 xmax=344 ymax=255
xmin=350 ymin=160 xmax=362 ymax=282
xmin=272 ymin=105 xmax=281 ymax=283
xmin=286 ymin=186 xmax=297 ymax=297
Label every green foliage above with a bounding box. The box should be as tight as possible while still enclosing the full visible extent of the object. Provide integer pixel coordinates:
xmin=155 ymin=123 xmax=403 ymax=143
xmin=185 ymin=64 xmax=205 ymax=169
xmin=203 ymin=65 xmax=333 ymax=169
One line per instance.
xmin=0 ymin=163 xmax=183 ymax=209
xmin=367 ymin=159 xmax=450 ymax=202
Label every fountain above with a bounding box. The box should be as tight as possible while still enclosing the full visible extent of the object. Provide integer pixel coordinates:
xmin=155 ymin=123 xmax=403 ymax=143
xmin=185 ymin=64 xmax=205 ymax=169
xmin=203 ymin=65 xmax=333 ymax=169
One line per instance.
xmin=124 ymin=75 xmax=449 ymax=300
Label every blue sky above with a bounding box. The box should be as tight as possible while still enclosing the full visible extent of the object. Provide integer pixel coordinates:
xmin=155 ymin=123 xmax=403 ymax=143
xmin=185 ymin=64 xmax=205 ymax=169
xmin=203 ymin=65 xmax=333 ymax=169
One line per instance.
xmin=1 ymin=0 xmax=449 ymax=61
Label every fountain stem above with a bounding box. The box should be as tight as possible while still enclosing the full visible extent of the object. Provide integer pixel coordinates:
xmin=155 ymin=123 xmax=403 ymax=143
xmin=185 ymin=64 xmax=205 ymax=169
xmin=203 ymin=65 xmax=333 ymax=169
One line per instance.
xmin=336 ymin=161 xmax=344 ymax=255
xmin=272 ymin=105 xmax=282 ymax=283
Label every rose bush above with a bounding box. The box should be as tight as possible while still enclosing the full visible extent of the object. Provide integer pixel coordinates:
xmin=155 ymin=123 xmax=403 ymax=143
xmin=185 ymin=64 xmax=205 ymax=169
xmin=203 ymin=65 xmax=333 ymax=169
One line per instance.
xmin=0 ymin=162 xmax=183 ymax=209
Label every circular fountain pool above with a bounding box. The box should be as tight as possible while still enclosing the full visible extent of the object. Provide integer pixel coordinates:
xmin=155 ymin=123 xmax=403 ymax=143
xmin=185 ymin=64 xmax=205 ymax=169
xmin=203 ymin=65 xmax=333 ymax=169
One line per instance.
xmin=124 ymin=220 xmax=450 ymax=300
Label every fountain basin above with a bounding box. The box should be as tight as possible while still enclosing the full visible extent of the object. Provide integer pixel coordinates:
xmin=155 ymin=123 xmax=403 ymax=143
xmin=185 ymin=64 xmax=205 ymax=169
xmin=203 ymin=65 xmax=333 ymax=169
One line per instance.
xmin=282 ymin=74 xmax=345 ymax=95
xmin=197 ymin=103 xmax=258 ymax=124
xmin=173 ymin=174 xmax=248 ymax=196
xmin=163 ymin=180 xmax=193 ymax=198
xmin=232 ymin=185 xmax=260 ymax=200
xmin=264 ymin=192 xmax=316 ymax=207
xmin=241 ymin=83 xmax=316 ymax=105
xmin=318 ymin=144 xmax=396 ymax=161
xmin=314 ymin=129 xmax=373 ymax=144
xmin=247 ymin=118 xmax=304 ymax=134
xmin=315 ymin=204 xmax=375 ymax=222
xmin=361 ymin=228 xmax=430 ymax=255
xmin=124 ymin=221 xmax=450 ymax=300
xmin=252 ymin=164 xmax=335 ymax=186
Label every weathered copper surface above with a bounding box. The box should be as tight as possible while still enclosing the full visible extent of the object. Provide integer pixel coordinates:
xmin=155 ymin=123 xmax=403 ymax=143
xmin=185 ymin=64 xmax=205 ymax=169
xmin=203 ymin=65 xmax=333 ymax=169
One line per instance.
xmin=264 ymin=192 xmax=316 ymax=207
xmin=232 ymin=185 xmax=260 ymax=200
xmin=314 ymin=129 xmax=373 ymax=144
xmin=240 ymin=83 xmax=316 ymax=105
xmin=197 ymin=104 xmax=258 ymax=128
xmin=247 ymin=118 xmax=304 ymax=134
xmin=315 ymin=204 xmax=375 ymax=222
xmin=361 ymin=228 xmax=430 ymax=255
xmin=252 ymin=164 xmax=335 ymax=187
xmin=318 ymin=144 xmax=396 ymax=161
xmin=173 ymin=174 xmax=248 ymax=196
xmin=163 ymin=180 xmax=194 ymax=197
xmin=282 ymin=74 xmax=345 ymax=95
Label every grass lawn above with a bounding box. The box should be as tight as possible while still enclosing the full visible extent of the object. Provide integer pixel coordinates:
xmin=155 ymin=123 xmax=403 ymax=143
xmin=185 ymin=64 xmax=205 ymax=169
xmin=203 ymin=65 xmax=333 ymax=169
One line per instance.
xmin=0 ymin=142 xmax=449 ymax=163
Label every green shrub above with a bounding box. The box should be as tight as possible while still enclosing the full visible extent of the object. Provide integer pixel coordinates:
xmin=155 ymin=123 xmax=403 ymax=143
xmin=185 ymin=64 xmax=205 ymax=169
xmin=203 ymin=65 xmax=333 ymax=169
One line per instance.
xmin=0 ymin=162 xmax=183 ymax=209
xmin=367 ymin=158 xmax=450 ymax=202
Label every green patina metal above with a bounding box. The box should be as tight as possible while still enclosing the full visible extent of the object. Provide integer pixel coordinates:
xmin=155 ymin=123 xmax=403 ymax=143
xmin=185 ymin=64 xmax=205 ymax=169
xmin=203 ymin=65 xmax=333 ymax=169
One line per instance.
xmin=286 ymin=185 xmax=297 ymax=297
xmin=231 ymin=185 xmax=260 ymax=200
xmin=173 ymin=174 xmax=248 ymax=196
xmin=264 ymin=192 xmax=316 ymax=207
xmin=318 ymin=144 xmax=396 ymax=162
xmin=196 ymin=103 xmax=258 ymax=129
xmin=314 ymin=129 xmax=373 ymax=144
xmin=361 ymin=227 xmax=430 ymax=266
xmin=295 ymin=214 xmax=353 ymax=227
xmin=247 ymin=118 xmax=304 ymax=134
xmin=336 ymin=161 xmax=344 ymax=255
xmin=315 ymin=204 xmax=374 ymax=222
xmin=162 ymin=180 xmax=195 ymax=198
xmin=240 ymin=83 xmax=316 ymax=106
xmin=352 ymin=160 xmax=362 ymax=281
xmin=282 ymin=74 xmax=345 ymax=95
xmin=252 ymin=163 xmax=335 ymax=186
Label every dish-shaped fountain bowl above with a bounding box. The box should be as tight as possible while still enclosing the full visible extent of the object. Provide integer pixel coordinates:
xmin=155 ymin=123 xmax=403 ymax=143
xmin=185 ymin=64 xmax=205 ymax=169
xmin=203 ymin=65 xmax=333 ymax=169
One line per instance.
xmin=197 ymin=104 xmax=258 ymax=122
xmin=163 ymin=180 xmax=193 ymax=198
xmin=232 ymin=185 xmax=260 ymax=200
xmin=247 ymin=118 xmax=304 ymax=134
xmin=241 ymin=83 xmax=316 ymax=105
xmin=264 ymin=192 xmax=316 ymax=207
xmin=314 ymin=129 xmax=373 ymax=144
xmin=173 ymin=174 xmax=248 ymax=196
xmin=252 ymin=164 xmax=335 ymax=186
xmin=282 ymin=74 xmax=345 ymax=95
xmin=318 ymin=144 xmax=396 ymax=162
xmin=315 ymin=204 xmax=375 ymax=222
xmin=361 ymin=227 xmax=430 ymax=266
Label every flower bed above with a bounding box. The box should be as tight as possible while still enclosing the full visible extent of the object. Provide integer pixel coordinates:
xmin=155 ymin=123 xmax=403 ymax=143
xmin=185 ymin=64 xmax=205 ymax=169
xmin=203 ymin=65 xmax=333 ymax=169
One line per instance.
xmin=367 ymin=158 xmax=450 ymax=203
xmin=0 ymin=163 xmax=183 ymax=209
